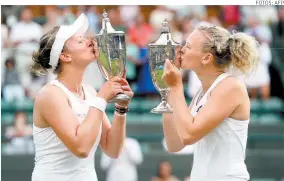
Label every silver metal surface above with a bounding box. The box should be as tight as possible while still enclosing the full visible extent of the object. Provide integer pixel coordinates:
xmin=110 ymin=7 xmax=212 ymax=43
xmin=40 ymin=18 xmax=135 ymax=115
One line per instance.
xmin=95 ymin=10 xmax=130 ymax=102
xmin=148 ymin=19 xmax=181 ymax=114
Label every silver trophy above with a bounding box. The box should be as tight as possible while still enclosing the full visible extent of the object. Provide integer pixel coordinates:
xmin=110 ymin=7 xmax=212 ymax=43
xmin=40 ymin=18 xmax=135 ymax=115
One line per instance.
xmin=148 ymin=20 xmax=180 ymax=114
xmin=95 ymin=10 xmax=130 ymax=103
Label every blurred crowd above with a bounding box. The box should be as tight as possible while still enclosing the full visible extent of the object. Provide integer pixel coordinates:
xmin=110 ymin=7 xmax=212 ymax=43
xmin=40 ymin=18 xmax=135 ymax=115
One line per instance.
xmin=1 ymin=5 xmax=284 ymax=103
xmin=1 ymin=6 xmax=284 ymax=179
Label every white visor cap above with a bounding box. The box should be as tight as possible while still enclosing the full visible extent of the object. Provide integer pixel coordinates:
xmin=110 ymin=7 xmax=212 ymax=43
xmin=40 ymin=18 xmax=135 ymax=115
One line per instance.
xmin=49 ymin=13 xmax=89 ymax=70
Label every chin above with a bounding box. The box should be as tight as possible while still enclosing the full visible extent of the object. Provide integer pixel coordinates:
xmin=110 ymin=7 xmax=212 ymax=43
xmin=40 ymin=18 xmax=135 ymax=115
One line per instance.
xmin=180 ymin=62 xmax=186 ymax=69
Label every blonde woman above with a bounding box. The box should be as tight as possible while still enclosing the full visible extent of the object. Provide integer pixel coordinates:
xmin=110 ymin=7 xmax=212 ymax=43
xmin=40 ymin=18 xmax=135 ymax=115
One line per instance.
xmin=162 ymin=25 xmax=259 ymax=181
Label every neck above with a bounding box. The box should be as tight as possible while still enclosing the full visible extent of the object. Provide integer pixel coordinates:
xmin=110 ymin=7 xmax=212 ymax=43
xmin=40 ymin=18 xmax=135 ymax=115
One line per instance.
xmin=196 ymin=70 xmax=224 ymax=93
xmin=57 ymin=67 xmax=85 ymax=95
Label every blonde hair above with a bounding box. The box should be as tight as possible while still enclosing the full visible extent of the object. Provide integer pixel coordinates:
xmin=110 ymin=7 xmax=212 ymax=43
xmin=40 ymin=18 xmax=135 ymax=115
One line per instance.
xmin=30 ymin=26 xmax=62 ymax=76
xmin=197 ymin=25 xmax=259 ymax=74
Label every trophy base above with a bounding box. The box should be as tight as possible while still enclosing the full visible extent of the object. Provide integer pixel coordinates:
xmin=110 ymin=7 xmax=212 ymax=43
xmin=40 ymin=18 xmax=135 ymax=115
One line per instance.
xmin=109 ymin=93 xmax=131 ymax=103
xmin=150 ymin=101 xmax=173 ymax=114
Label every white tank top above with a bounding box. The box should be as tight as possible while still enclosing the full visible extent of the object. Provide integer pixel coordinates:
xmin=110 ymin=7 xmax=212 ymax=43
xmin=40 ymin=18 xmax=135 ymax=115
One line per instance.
xmin=32 ymin=80 xmax=102 ymax=181
xmin=190 ymin=73 xmax=250 ymax=181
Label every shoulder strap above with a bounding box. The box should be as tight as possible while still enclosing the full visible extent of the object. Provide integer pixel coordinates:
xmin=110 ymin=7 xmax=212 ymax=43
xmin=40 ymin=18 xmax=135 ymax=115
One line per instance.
xmin=203 ymin=73 xmax=230 ymax=98
xmin=196 ymin=73 xmax=230 ymax=106
xmin=50 ymin=79 xmax=74 ymax=98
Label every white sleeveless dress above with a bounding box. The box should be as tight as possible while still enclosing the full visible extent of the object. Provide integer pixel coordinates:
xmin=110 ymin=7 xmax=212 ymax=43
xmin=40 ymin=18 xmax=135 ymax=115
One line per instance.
xmin=32 ymin=80 xmax=102 ymax=181
xmin=190 ymin=73 xmax=250 ymax=181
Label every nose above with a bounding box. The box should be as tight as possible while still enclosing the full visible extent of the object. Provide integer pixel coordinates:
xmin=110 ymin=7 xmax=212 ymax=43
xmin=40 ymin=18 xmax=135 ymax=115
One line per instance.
xmin=180 ymin=46 xmax=185 ymax=54
xmin=85 ymin=37 xmax=93 ymax=47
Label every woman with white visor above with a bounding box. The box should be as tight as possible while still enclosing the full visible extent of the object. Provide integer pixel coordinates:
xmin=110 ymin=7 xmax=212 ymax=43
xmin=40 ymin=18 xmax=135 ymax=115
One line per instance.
xmin=31 ymin=13 xmax=133 ymax=181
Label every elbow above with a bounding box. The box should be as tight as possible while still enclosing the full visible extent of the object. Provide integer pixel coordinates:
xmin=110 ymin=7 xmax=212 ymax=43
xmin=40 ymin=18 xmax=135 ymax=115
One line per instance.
xmin=104 ymin=149 xmax=121 ymax=159
xmin=111 ymin=154 xmax=119 ymax=159
xmin=182 ymin=134 xmax=198 ymax=146
xmin=167 ymin=146 xmax=183 ymax=153
xmin=165 ymin=142 xmax=184 ymax=153
xmin=74 ymin=147 xmax=90 ymax=158
xmin=106 ymin=153 xmax=119 ymax=159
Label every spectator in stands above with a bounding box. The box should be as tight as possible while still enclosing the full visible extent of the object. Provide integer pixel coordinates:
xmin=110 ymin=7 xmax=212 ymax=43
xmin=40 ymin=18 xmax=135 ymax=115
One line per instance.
xmin=165 ymin=5 xmax=190 ymax=22
xmin=2 ymin=57 xmax=25 ymax=102
xmin=246 ymin=25 xmax=272 ymax=100
xmin=4 ymin=111 xmax=33 ymax=154
xmin=100 ymin=137 xmax=143 ymax=181
xmin=42 ymin=7 xmax=58 ymax=34
xmin=221 ymin=6 xmax=241 ymax=29
xmin=108 ymin=7 xmax=126 ymax=33
xmin=5 ymin=111 xmax=32 ymax=139
xmin=271 ymin=7 xmax=284 ymax=51
xmin=128 ymin=13 xmax=157 ymax=96
xmin=57 ymin=5 xmax=76 ymax=24
xmin=9 ymin=6 xmax=43 ymax=89
xmin=125 ymin=34 xmax=140 ymax=85
xmin=241 ymin=6 xmax=278 ymax=26
xmin=168 ymin=18 xmax=183 ymax=44
xmin=85 ymin=6 xmax=100 ymax=34
xmin=151 ymin=160 xmax=180 ymax=181
xmin=149 ymin=6 xmax=174 ymax=35
xmin=1 ymin=14 xmax=11 ymax=84
xmin=128 ymin=12 xmax=154 ymax=48
xmin=162 ymin=25 xmax=259 ymax=180
xmin=181 ymin=17 xmax=196 ymax=45
xmin=119 ymin=5 xmax=140 ymax=27
xmin=270 ymin=7 xmax=284 ymax=98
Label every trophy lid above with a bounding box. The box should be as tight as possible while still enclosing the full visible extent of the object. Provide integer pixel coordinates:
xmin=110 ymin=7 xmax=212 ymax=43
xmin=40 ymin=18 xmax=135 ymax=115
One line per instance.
xmin=148 ymin=19 xmax=179 ymax=46
xmin=98 ymin=9 xmax=124 ymax=35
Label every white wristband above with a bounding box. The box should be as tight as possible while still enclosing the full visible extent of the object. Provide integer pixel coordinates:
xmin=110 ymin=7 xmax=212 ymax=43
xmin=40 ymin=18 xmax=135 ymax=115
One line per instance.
xmin=86 ymin=97 xmax=107 ymax=112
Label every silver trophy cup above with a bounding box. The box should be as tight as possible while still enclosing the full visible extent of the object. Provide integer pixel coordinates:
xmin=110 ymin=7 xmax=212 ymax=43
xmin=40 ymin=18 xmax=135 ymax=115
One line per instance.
xmin=95 ymin=10 xmax=130 ymax=103
xmin=148 ymin=20 xmax=180 ymax=114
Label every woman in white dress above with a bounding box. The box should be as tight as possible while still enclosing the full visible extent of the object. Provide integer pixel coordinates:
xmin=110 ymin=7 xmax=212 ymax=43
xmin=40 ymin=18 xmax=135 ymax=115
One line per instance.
xmin=161 ymin=25 xmax=259 ymax=180
xmin=30 ymin=14 xmax=133 ymax=181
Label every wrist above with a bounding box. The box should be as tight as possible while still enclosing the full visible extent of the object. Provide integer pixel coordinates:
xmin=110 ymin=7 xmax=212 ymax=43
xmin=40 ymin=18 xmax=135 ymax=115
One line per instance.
xmin=96 ymin=92 xmax=107 ymax=102
xmin=114 ymin=104 xmax=129 ymax=115
xmin=170 ymin=85 xmax=183 ymax=94
xmin=86 ymin=96 xmax=107 ymax=112
xmin=114 ymin=111 xmax=127 ymax=116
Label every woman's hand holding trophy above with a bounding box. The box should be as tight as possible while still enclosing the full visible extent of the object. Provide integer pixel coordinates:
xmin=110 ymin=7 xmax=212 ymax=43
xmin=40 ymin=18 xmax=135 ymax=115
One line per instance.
xmin=148 ymin=19 xmax=182 ymax=114
xmin=94 ymin=10 xmax=132 ymax=104
xmin=94 ymin=10 xmax=182 ymax=113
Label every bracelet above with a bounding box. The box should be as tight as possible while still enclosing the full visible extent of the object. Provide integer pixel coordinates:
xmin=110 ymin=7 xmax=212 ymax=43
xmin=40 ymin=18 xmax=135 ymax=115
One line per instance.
xmin=114 ymin=103 xmax=128 ymax=109
xmin=86 ymin=97 xmax=107 ymax=112
xmin=115 ymin=105 xmax=129 ymax=115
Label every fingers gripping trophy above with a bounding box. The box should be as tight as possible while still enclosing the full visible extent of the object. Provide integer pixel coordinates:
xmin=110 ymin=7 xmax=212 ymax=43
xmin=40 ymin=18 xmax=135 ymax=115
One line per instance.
xmin=95 ymin=10 xmax=130 ymax=103
xmin=148 ymin=20 xmax=181 ymax=114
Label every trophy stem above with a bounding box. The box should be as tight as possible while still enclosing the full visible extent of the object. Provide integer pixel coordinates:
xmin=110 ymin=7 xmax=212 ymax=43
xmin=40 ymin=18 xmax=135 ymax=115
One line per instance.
xmin=160 ymin=90 xmax=168 ymax=102
xmin=150 ymin=90 xmax=173 ymax=114
xmin=109 ymin=93 xmax=131 ymax=103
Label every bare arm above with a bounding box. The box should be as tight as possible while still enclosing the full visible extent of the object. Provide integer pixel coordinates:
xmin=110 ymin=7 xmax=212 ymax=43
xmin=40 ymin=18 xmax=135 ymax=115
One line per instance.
xmin=36 ymin=86 xmax=105 ymax=158
xmin=162 ymin=93 xmax=195 ymax=152
xmin=99 ymin=111 xmax=126 ymax=158
xmin=84 ymin=78 xmax=133 ymax=159
xmin=164 ymin=78 xmax=247 ymax=152
xmin=162 ymin=59 xmax=248 ymax=152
